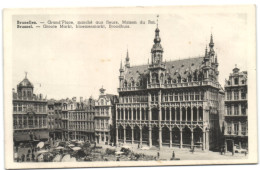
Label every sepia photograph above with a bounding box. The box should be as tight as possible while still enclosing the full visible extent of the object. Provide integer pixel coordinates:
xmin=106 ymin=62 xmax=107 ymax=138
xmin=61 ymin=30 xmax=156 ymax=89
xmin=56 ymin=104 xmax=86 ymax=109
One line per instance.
xmin=3 ymin=5 xmax=257 ymax=169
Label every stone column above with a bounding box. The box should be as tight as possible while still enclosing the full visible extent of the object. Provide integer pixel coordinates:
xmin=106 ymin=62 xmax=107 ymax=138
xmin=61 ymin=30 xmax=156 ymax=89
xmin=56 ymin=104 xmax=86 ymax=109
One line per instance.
xmin=185 ymin=107 xmax=188 ymax=122
xmin=174 ymin=108 xmax=177 ymax=122
xmin=149 ymin=126 xmax=152 ymax=147
xmin=180 ymin=128 xmax=183 ymax=149
xmin=238 ymin=121 xmax=242 ymax=135
xmin=238 ymin=104 xmax=241 ymax=115
xmin=123 ymin=127 xmax=126 ymax=144
xmin=140 ymin=127 xmax=143 ymax=147
xmin=159 ymin=127 xmax=162 ymax=148
xmin=169 ymin=128 xmax=172 ymax=148
xmin=169 ymin=107 xmax=172 ymax=122
xmin=180 ymin=107 xmax=182 ymax=121
xmin=203 ymin=130 xmax=206 ymax=150
xmin=123 ymin=108 xmax=125 ymax=120
xmin=104 ymin=131 xmax=106 ymax=143
xmin=139 ymin=106 xmax=142 ymax=121
xmin=206 ymin=130 xmax=209 ymax=150
xmin=191 ymin=106 xmax=193 ymax=122
xmin=131 ymin=127 xmax=134 ymax=144
xmin=116 ymin=127 xmax=118 ymax=146
xmin=191 ymin=129 xmax=194 ymax=148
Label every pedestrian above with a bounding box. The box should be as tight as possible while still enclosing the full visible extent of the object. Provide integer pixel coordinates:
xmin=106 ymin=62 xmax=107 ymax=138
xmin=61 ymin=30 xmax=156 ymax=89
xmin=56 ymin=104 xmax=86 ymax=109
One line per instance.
xmin=21 ymin=154 xmax=25 ymax=162
xmin=232 ymin=149 xmax=234 ymax=156
xmin=28 ymin=149 xmax=31 ymax=154
xmin=17 ymin=156 xmax=20 ymax=162
xmin=172 ymin=151 xmax=175 ymax=159
xmin=245 ymin=151 xmax=247 ymax=156
xmin=26 ymin=153 xmax=30 ymax=161
xmin=157 ymin=151 xmax=160 ymax=159
xmin=32 ymin=153 xmax=35 ymax=161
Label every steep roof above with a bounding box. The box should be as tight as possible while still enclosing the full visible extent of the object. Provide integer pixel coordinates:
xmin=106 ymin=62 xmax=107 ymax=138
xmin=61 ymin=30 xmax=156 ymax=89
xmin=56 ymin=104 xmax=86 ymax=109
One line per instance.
xmin=17 ymin=77 xmax=34 ymax=88
xmin=123 ymin=56 xmax=204 ymax=82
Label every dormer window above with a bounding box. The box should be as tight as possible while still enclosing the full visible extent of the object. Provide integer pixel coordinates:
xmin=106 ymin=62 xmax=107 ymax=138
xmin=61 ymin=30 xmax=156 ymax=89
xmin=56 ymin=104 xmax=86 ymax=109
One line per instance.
xmin=234 ymin=78 xmax=239 ymax=85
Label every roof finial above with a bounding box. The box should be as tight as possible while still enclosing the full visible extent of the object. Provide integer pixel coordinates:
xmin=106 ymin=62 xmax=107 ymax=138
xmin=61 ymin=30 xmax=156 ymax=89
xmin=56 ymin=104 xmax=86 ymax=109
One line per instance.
xmin=157 ymin=15 xmax=159 ymax=28
xmin=235 ymin=64 xmax=237 ymax=68
xmin=25 ymin=71 xmax=28 ymax=78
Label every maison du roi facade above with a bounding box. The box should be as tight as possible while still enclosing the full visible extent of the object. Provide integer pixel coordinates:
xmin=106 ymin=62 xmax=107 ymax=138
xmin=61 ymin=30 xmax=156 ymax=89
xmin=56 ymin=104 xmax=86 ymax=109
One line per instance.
xmin=115 ymin=25 xmax=225 ymax=151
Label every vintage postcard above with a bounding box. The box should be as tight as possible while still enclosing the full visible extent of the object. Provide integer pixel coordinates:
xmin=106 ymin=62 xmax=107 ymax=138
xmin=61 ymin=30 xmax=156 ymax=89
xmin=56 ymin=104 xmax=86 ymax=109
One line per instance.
xmin=3 ymin=5 xmax=257 ymax=169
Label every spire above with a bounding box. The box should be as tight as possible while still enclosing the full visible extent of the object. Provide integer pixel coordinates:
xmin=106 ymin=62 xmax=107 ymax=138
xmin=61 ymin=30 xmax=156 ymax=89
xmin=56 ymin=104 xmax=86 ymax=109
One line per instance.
xmin=205 ymin=45 xmax=208 ymax=57
xmin=120 ymin=59 xmax=123 ymax=69
xmin=209 ymin=33 xmax=214 ymax=48
xmin=125 ymin=48 xmax=130 ymax=68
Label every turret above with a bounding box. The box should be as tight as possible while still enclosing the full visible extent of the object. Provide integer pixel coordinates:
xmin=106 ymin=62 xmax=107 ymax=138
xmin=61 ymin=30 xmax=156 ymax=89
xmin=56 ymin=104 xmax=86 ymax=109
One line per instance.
xmin=119 ymin=60 xmax=124 ymax=88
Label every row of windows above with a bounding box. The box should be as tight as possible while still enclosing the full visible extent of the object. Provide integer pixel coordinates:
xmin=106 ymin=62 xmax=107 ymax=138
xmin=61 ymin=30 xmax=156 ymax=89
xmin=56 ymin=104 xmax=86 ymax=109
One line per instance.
xmin=162 ymin=91 xmax=205 ymax=102
xmin=69 ymin=122 xmax=94 ymax=130
xmin=13 ymin=115 xmax=47 ymax=129
xmin=13 ymin=103 xmax=47 ymax=112
xmin=226 ymin=104 xmax=247 ymax=115
xmin=68 ymin=112 xmax=94 ymax=120
xmin=226 ymin=90 xmax=247 ymax=100
xmin=96 ymin=108 xmax=109 ymax=115
xmin=226 ymin=123 xmax=247 ymax=135
xmin=120 ymin=95 xmax=148 ymax=103
xmin=95 ymin=119 xmax=109 ymax=129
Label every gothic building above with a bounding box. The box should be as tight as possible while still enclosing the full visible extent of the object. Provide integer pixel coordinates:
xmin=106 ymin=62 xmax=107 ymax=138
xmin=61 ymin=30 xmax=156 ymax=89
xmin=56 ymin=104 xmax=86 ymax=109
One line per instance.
xmin=94 ymin=87 xmax=118 ymax=145
xmin=13 ymin=74 xmax=49 ymax=144
xmin=224 ymin=66 xmax=248 ymax=152
xmin=115 ymin=25 xmax=224 ymax=150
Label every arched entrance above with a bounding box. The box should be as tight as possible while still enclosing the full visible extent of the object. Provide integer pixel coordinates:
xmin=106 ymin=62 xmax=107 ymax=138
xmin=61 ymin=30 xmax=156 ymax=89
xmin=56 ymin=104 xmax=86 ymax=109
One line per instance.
xmin=152 ymin=126 xmax=159 ymax=146
xmin=142 ymin=126 xmax=149 ymax=145
xmin=194 ymin=126 xmax=203 ymax=148
xmin=125 ymin=125 xmax=132 ymax=143
xmin=162 ymin=126 xmax=170 ymax=145
xmin=172 ymin=127 xmax=180 ymax=147
xmin=183 ymin=126 xmax=191 ymax=148
xmin=134 ymin=125 xmax=140 ymax=143
xmin=118 ymin=125 xmax=124 ymax=142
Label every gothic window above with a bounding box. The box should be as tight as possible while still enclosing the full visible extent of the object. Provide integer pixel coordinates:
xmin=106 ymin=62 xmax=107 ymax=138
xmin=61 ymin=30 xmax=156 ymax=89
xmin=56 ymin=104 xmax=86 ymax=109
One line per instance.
xmin=174 ymin=92 xmax=178 ymax=101
xmin=234 ymin=123 xmax=239 ymax=135
xmin=28 ymin=116 xmax=33 ymax=128
xmin=190 ymin=91 xmax=194 ymax=101
xmin=164 ymin=94 xmax=168 ymax=102
xmin=169 ymin=93 xmax=173 ymax=101
xmin=227 ymin=91 xmax=232 ymax=100
xmin=195 ymin=91 xmax=200 ymax=100
xmin=179 ymin=92 xmax=183 ymax=101
xmin=184 ymin=92 xmax=189 ymax=101
xmin=201 ymin=91 xmax=204 ymax=100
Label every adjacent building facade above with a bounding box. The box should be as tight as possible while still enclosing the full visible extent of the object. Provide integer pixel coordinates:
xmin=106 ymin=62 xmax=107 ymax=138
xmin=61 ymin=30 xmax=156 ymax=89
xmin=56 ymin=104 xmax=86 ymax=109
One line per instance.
xmin=94 ymin=87 xmax=118 ymax=145
xmin=115 ymin=25 xmax=224 ymax=150
xmin=224 ymin=67 xmax=248 ymax=152
xmin=67 ymin=97 xmax=96 ymax=141
xmin=13 ymin=74 xmax=49 ymax=144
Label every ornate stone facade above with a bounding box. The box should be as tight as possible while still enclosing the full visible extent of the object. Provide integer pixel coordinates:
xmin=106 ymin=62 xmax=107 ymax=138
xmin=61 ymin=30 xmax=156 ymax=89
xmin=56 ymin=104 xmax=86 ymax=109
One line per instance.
xmin=13 ymin=74 xmax=49 ymax=143
xmin=224 ymin=66 xmax=248 ymax=152
xmin=94 ymin=87 xmax=118 ymax=145
xmin=115 ymin=25 xmax=224 ymax=150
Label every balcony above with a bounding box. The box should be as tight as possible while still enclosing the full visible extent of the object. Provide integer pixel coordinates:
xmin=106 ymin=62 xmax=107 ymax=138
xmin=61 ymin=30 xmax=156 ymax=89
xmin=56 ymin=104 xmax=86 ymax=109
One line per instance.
xmin=225 ymin=131 xmax=248 ymax=137
xmin=118 ymin=86 xmax=144 ymax=92
xmin=94 ymin=114 xmax=110 ymax=118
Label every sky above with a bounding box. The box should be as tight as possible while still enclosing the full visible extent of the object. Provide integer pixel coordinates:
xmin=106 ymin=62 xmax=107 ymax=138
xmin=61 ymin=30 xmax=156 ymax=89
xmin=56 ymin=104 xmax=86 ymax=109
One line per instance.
xmin=12 ymin=7 xmax=252 ymax=100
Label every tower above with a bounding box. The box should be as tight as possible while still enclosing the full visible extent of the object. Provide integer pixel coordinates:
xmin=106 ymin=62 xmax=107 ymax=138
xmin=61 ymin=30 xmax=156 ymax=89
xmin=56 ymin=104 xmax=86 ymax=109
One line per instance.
xmin=151 ymin=20 xmax=164 ymax=65
xmin=17 ymin=72 xmax=34 ymax=98
xmin=119 ymin=60 xmax=124 ymax=88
